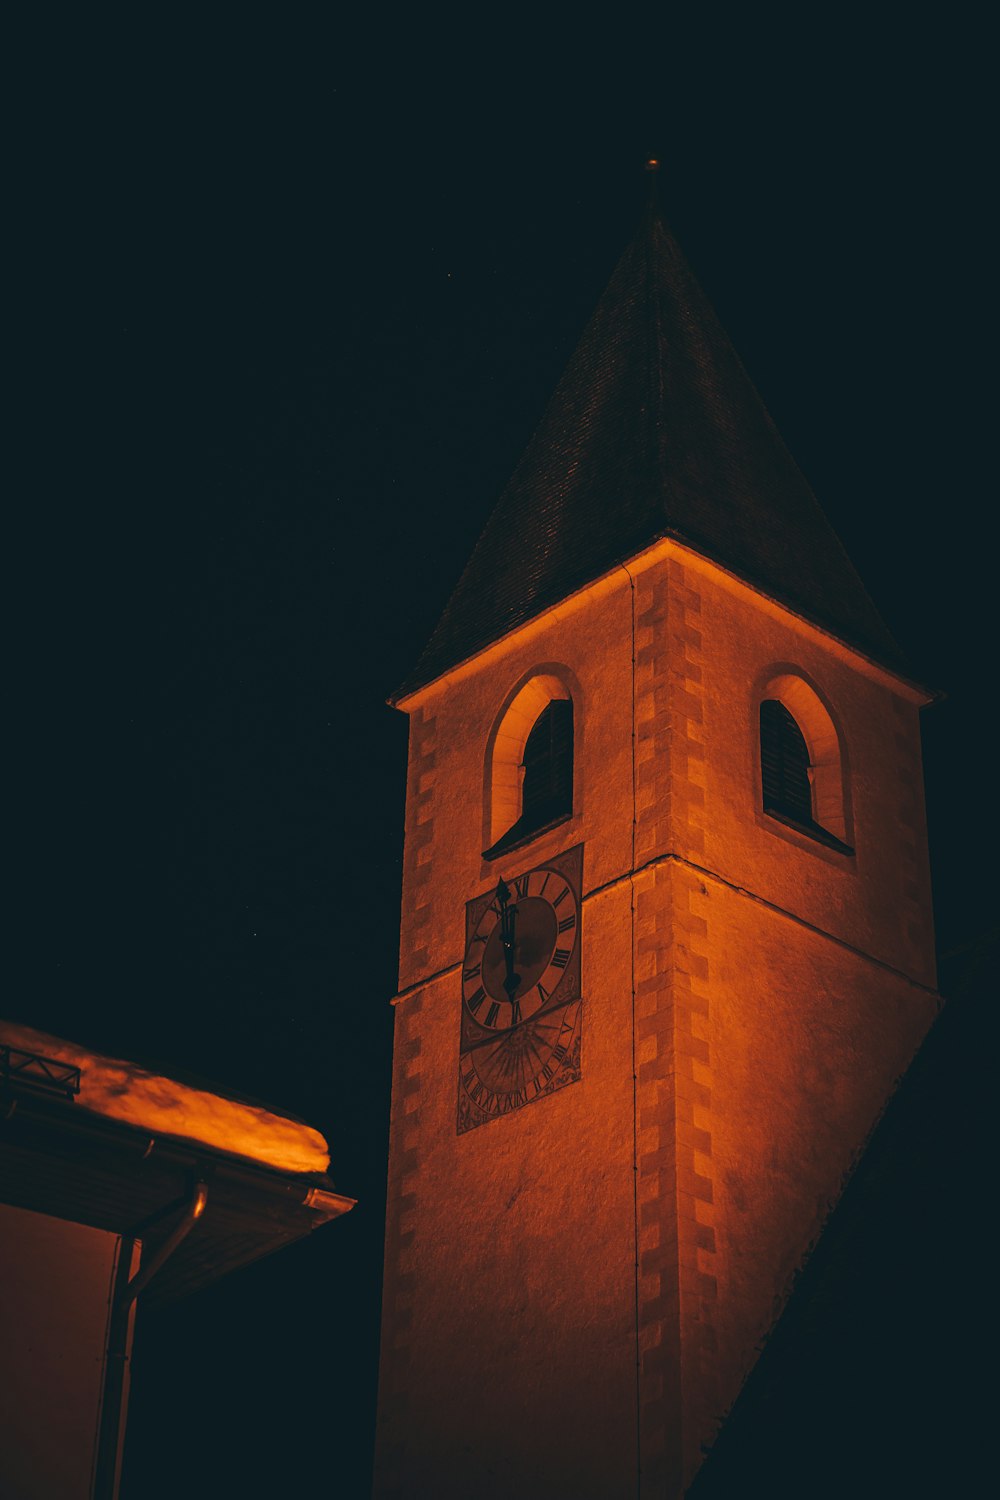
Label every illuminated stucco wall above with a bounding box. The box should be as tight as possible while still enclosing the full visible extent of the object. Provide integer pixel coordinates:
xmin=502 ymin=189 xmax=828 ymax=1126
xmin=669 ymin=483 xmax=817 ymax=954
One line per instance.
xmin=664 ymin=551 xmax=936 ymax=988
xmin=378 ymin=568 xmax=638 ymax=1497
xmin=0 ymin=1201 xmax=138 ymax=1500
xmin=662 ymin=860 xmax=939 ymax=1485
xmin=376 ymin=541 xmax=939 ymax=1498
xmin=643 ymin=550 xmax=940 ymax=1488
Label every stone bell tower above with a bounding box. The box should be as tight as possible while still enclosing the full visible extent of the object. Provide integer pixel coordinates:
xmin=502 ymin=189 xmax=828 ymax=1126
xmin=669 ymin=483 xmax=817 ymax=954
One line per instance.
xmin=373 ymin=180 xmax=939 ymax=1498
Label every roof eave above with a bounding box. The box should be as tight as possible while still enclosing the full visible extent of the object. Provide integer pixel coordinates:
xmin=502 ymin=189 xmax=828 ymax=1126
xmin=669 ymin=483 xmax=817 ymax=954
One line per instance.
xmin=0 ymin=1085 xmax=354 ymax=1305
xmin=390 ymin=530 xmax=938 ymax=711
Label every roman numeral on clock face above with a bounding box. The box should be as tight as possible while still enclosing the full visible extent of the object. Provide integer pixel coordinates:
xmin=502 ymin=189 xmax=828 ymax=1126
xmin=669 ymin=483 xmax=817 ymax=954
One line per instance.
xmin=514 ymin=875 xmax=529 ymax=898
xmin=467 ymin=986 xmax=487 ymax=1014
xmin=485 ymin=1002 xmax=500 ymax=1028
xmin=461 ymin=1064 xmax=486 ymax=1106
xmin=463 ymin=963 xmax=481 ymax=981
xmin=558 ymin=914 xmax=576 ymax=933
xmin=553 ymin=886 xmax=570 ymax=908
xmin=551 ymin=947 xmax=571 ymax=969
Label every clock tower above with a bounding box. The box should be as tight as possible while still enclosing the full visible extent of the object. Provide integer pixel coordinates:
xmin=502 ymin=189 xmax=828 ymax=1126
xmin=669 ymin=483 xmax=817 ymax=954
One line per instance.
xmin=374 ymin=190 xmax=939 ymax=1498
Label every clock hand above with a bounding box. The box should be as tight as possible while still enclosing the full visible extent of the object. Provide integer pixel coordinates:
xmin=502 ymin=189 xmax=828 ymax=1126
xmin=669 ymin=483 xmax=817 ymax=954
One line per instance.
xmin=495 ymin=878 xmax=521 ymax=1001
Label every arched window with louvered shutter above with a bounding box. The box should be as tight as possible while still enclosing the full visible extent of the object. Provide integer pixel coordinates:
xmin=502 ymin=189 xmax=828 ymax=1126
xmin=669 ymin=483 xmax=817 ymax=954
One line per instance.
xmin=757 ymin=674 xmax=853 ymax=853
xmin=760 ymin=699 xmax=813 ymax=825
xmin=485 ymin=676 xmax=575 ymax=858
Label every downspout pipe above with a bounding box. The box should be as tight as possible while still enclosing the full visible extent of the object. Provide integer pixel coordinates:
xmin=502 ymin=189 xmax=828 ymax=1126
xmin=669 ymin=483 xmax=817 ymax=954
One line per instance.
xmin=93 ymin=1181 xmax=208 ymax=1500
xmin=124 ymin=1180 xmax=208 ymax=1304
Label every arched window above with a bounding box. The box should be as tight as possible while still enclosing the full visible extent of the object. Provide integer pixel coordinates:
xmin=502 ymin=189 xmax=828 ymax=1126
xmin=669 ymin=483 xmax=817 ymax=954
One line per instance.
xmin=758 ymin=675 xmax=852 ymax=853
xmin=485 ymin=678 xmax=574 ymax=858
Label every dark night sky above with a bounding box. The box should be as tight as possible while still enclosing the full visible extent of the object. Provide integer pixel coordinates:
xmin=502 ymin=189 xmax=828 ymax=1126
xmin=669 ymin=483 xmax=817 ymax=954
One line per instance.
xmin=12 ymin=17 xmax=993 ymax=1497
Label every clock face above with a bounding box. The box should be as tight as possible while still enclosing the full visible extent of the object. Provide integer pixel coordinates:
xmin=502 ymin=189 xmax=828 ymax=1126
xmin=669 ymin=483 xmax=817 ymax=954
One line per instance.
xmin=458 ymin=846 xmax=583 ymax=1134
xmin=462 ymin=867 xmax=579 ymax=1031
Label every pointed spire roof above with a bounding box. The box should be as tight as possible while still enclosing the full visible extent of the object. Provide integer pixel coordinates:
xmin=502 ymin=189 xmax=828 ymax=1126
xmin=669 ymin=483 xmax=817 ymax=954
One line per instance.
xmin=395 ymin=203 xmax=905 ymax=700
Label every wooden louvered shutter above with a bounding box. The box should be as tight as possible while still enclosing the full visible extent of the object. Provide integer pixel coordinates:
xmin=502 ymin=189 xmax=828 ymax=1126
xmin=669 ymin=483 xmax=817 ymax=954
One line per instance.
xmin=521 ymin=699 xmax=573 ymax=826
xmin=760 ymin=699 xmax=812 ymax=824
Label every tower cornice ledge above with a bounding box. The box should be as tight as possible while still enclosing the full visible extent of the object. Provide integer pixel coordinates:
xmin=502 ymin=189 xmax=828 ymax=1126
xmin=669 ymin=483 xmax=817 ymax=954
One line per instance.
xmin=390 ymin=851 xmax=942 ymax=1009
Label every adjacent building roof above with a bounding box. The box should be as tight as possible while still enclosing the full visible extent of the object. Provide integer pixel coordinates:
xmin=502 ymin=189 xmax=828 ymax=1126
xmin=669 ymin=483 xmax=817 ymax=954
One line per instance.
xmin=2 ymin=1021 xmax=329 ymax=1174
xmin=395 ymin=204 xmax=904 ymax=701
xmin=0 ymin=1023 xmax=354 ymax=1303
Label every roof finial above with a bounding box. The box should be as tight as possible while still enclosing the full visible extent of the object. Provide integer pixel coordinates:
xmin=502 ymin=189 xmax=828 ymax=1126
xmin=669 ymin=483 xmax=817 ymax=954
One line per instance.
xmin=644 ymin=155 xmax=662 ymax=213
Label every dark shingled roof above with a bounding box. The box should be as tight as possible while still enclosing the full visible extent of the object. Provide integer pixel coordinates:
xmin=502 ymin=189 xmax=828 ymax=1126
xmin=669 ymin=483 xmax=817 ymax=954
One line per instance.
xmin=395 ymin=207 xmax=904 ymax=700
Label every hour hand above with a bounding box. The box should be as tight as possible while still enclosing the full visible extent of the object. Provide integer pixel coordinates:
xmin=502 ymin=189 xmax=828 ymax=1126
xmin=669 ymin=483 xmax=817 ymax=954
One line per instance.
xmin=496 ymin=878 xmax=521 ymax=999
xmin=502 ymin=946 xmax=521 ymax=1000
xmin=501 ymin=910 xmax=521 ymax=999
